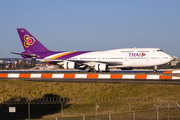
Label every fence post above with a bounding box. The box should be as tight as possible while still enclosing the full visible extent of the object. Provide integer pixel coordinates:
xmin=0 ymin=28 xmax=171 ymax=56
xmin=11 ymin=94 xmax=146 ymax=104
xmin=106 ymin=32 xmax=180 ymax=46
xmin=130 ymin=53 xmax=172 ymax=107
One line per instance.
xmin=94 ymin=98 xmax=98 ymax=120
xmin=133 ymin=111 xmax=135 ymax=120
xmin=155 ymin=104 xmax=160 ymax=120
xmin=128 ymin=99 xmax=131 ymax=120
xmin=28 ymin=100 xmax=31 ymax=120
xmin=149 ymin=104 xmax=161 ymax=120
xmin=129 ymin=101 xmax=131 ymax=112
xmin=61 ymin=98 xmax=64 ymax=120
xmin=166 ymin=100 xmax=170 ymax=120
xmin=83 ymin=115 xmax=85 ymax=120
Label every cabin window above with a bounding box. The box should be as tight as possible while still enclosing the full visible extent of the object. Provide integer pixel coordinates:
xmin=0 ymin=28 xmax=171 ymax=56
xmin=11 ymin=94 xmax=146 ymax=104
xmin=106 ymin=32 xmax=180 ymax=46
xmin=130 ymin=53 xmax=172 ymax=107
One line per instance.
xmin=151 ymin=57 xmax=160 ymax=59
xmin=121 ymin=51 xmax=134 ymax=52
xmin=137 ymin=51 xmax=149 ymax=52
xmin=129 ymin=58 xmax=146 ymax=59
xmin=162 ymin=57 xmax=168 ymax=59
xmin=80 ymin=58 xmax=96 ymax=59
xmin=157 ymin=50 xmax=163 ymax=52
xmin=111 ymin=57 xmax=123 ymax=59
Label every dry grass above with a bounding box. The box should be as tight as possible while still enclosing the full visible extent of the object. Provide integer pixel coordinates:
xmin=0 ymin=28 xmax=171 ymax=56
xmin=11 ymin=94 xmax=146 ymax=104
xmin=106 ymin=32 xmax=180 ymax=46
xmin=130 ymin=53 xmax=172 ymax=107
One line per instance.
xmin=0 ymin=80 xmax=180 ymax=99
xmin=0 ymin=80 xmax=180 ymax=119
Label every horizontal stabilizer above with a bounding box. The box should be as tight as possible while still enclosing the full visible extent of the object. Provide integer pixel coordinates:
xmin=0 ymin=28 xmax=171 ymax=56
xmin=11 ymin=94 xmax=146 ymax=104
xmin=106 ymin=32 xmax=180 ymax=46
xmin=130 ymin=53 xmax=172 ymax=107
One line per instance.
xmin=9 ymin=52 xmax=40 ymax=58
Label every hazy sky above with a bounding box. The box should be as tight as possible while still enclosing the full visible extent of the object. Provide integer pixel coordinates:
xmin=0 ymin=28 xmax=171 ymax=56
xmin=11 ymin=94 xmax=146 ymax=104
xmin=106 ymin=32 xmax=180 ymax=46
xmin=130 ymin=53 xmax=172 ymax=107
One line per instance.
xmin=1 ymin=0 xmax=180 ymax=58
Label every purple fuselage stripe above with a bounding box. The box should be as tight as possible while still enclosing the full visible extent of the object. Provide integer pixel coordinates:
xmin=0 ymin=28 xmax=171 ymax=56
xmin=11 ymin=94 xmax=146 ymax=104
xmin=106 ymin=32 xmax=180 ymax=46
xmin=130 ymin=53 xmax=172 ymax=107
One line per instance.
xmin=57 ymin=51 xmax=91 ymax=60
xmin=21 ymin=51 xmax=92 ymax=62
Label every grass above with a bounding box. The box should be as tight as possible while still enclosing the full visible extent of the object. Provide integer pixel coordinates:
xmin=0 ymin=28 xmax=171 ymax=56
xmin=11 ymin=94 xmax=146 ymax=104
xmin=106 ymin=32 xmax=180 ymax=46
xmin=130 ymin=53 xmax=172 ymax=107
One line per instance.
xmin=0 ymin=80 xmax=180 ymax=119
xmin=0 ymin=80 xmax=180 ymax=99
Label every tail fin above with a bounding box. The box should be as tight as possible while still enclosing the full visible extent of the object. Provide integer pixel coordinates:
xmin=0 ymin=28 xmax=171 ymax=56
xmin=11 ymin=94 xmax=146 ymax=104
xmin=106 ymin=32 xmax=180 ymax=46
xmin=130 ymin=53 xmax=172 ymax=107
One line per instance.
xmin=17 ymin=28 xmax=49 ymax=52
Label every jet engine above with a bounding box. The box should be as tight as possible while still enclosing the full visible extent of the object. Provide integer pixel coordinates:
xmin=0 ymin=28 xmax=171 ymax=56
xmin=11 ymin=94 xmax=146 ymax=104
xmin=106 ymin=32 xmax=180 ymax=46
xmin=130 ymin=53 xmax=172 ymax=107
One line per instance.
xmin=63 ymin=62 xmax=77 ymax=69
xmin=94 ymin=64 xmax=109 ymax=71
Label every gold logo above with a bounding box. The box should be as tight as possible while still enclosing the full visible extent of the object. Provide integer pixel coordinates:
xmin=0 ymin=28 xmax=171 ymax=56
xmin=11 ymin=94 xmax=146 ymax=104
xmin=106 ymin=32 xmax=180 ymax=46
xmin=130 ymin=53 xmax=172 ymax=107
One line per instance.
xmin=23 ymin=35 xmax=35 ymax=48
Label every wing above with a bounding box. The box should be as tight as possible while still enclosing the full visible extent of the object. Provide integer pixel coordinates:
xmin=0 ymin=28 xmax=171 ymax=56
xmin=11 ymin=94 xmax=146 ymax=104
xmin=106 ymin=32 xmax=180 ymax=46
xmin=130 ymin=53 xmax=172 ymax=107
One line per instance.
xmin=66 ymin=59 xmax=123 ymax=66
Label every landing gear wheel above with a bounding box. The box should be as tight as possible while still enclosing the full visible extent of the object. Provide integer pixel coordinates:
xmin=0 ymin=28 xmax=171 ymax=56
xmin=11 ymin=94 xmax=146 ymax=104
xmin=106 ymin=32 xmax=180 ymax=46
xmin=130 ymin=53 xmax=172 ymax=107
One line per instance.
xmin=153 ymin=66 xmax=157 ymax=73
xmin=153 ymin=70 xmax=157 ymax=73
xmin=88 ymin=68 xmax=96 ymax=73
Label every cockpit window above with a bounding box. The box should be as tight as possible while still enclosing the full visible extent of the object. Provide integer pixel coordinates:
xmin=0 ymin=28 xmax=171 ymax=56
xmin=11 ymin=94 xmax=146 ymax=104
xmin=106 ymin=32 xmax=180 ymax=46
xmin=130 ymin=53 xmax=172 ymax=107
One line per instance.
xmin=157 ymin=50 xmax=163 ymax=52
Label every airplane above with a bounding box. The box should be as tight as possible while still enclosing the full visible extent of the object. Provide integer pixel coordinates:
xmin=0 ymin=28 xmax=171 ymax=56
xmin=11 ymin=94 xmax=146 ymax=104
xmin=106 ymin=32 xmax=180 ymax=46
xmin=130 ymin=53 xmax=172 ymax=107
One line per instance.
xmin=10 ymin=28 xmax=173 ymax=72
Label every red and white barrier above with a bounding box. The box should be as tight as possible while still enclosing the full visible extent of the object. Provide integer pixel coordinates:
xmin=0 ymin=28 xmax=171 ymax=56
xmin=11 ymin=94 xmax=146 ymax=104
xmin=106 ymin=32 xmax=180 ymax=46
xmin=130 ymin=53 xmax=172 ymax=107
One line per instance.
xmin=164 ymin=70 xmax=180 ymax=73
xmin=0 ymin=73 xmax=180 ymax=79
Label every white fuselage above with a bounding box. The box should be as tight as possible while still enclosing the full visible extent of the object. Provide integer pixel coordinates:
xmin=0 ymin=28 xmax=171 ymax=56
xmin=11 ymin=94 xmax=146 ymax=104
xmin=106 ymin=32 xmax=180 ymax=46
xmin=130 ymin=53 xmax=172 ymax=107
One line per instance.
xmin=65 ymin=48 xmax=172 ymax=68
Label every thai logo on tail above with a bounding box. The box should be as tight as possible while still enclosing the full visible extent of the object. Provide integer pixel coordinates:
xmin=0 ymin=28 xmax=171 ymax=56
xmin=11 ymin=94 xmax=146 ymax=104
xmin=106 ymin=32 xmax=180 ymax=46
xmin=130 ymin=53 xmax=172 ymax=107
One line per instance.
xmin=23 ymin=35 xmax=35 ymax=48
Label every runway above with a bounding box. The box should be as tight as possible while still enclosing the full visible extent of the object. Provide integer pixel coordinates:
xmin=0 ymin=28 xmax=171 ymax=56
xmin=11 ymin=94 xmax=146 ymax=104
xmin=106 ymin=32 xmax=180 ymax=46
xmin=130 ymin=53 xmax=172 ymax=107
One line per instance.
xmin=0 ymin=70 xmax=169 ymax=73
xmin=2 ymin=78 xmax=180 ymax=84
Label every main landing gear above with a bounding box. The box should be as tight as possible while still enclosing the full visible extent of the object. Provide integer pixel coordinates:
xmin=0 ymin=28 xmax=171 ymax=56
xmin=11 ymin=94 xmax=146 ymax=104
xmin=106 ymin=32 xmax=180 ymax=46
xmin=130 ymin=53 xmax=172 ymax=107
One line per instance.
xmin=88 ymin=67 xmax=97 ymax=73
xmin=87 ymin=67 xmax=109 ymax=73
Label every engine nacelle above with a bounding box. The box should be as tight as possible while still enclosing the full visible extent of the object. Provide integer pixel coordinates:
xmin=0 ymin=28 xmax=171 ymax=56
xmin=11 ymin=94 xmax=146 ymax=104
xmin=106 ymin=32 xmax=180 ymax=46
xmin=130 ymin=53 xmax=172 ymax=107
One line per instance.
xmin=94 ymin=64 xmax=109 ymax=71
xmin=63 ymin=62 xmax=77 ymax=69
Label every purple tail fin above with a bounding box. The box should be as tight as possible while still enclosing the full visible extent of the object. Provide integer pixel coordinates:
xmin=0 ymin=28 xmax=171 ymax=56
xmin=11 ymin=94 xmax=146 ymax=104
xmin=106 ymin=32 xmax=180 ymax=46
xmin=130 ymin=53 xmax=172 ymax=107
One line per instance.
xmin=17 ymin=28 xmax=49 ymax=52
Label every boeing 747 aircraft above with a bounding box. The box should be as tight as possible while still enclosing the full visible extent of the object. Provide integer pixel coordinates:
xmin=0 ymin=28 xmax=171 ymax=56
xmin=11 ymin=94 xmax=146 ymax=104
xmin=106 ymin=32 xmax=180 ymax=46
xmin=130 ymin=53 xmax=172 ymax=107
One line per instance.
xmin=11 ymin=28 xmax=173 ymax=72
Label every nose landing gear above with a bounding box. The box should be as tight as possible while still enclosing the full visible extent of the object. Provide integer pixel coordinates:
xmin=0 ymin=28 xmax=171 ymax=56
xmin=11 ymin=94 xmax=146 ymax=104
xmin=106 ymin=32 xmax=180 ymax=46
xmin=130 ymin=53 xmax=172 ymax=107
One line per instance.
xmin=153 ymin=66 xmax=157 ymax=73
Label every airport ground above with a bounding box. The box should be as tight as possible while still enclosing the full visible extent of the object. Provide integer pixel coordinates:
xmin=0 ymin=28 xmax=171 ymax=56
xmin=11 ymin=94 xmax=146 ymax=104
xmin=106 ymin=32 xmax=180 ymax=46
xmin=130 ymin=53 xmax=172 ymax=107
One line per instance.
xmin=0 ymin=73 xmax=180 ymax=119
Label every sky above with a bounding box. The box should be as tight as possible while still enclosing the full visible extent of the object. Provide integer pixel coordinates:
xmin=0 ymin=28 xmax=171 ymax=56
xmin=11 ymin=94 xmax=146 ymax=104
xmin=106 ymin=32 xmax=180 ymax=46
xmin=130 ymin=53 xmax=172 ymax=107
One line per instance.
xmin=0 ymin=0 xmax=180 ymax=58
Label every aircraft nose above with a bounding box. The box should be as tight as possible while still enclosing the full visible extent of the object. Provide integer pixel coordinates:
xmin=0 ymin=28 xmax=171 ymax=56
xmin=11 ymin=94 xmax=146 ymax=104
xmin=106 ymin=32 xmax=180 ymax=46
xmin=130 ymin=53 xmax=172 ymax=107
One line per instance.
xmin=169 ymin=56 xmax=173 ymax=61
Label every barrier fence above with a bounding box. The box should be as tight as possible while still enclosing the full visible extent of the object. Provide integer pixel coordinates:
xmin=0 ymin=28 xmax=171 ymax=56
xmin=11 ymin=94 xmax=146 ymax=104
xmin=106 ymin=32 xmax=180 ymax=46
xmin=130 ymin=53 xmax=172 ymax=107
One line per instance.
xmin=0 ymin=96 xmax=180 ymax=120
xmin=0 ymin=73 xmax=180 ymax=79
